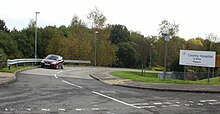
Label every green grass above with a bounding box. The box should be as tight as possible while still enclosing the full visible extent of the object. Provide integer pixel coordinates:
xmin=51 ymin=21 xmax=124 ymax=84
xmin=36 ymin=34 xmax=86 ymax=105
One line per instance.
xmin=0 ymin=66 xmax=33 ymax=73
xmin=111 ymin=71 xmax=220 ymax=85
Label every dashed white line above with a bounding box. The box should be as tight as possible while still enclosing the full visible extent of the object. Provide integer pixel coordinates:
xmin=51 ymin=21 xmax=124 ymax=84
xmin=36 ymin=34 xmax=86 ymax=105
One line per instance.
xmin=200 ymin=100 xmax=217 ymax=103
xmin=92 ymin=91 xmax=140 ymax=109
xmin=62 ymin=80 xmax=83 ymax=89
xmin=42 ymin=108 xmax=50 ymax=111
xmin=58 ymin=108 xmax=66 ymax=111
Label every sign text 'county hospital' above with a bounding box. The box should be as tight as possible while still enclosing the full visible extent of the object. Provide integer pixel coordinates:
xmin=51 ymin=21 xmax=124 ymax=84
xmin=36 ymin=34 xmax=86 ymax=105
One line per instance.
xmin=179 ymin=50 xmax=216 ymax=68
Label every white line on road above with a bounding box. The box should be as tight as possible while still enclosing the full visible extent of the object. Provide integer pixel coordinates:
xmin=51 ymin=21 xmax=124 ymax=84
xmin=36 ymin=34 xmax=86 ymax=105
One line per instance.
xmin=42 ymin=108 xmax=50 ymax=111
xmin=62 ymin=80 xmax=83 ymax=89
xmin=200 ymin=100 xmax=217 ymax=103
xmin=131 ymin=103 xmax=149 ymax=106
xmin=54 ymin=74 xmax=58 ymax=78
xmin=92 ymin=91 xmax=140 ymax=109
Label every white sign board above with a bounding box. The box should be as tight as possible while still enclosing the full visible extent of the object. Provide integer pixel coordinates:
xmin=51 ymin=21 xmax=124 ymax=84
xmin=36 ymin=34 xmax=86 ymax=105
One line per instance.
xmin=179 ymin=50 xmax=216 ymax=67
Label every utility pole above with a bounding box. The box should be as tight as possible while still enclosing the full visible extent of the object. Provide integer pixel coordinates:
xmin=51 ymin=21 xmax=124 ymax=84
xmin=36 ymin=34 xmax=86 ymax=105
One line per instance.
xmin=35 ymin=12 xmax=40 ymax=62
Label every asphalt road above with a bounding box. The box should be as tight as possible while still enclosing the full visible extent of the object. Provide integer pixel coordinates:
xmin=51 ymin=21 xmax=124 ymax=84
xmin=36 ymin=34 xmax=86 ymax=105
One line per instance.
xmin=0 ymin=67 xmax=220 ymax=114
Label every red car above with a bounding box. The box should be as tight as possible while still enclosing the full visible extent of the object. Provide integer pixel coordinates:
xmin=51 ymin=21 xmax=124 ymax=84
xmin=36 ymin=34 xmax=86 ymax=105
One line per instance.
xmin=41 ymin=54 xmax=64 ymax=69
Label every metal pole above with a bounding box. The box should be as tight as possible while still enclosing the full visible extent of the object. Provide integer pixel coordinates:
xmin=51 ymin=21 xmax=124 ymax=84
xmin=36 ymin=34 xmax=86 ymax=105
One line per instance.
xmin=150 ymin=44 xmax=153 ymax=69
xmin=184 ymin=66 xmax=186 ymax=81
xmin=208 ymin=68 xmax=210 ymax=83
xmin=94 ymin=31 xmax=98 ymax=66
xmin=163 ymin=40 xmax=167 ymax=80
xmin=35 ymin=12 xmax=40 ymax=62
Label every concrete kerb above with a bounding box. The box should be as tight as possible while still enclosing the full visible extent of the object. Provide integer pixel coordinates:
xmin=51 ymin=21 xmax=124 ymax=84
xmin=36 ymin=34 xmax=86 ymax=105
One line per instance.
xmin=90 ymin=73 xmax=102 ymax=81
xmin=113 ymin=83 xmax=220 ymax=93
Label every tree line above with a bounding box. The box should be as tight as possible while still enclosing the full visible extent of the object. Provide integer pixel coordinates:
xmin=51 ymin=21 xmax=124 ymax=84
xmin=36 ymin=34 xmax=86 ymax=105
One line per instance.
xmin=0 ymin=8 xmax=220 ymax=71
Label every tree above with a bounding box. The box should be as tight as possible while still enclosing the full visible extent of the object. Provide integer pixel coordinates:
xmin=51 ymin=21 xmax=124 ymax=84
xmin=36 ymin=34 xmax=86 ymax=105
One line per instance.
xmin=167 ymin=37 xmax=185 ymax=68
xmin=0 ymin=31 xmax=22 ymax=58
xmin=11 ymin=30 xmax=33 ymax=58
xmin=87 ymin=8 xmax=117 ymax=66
xmin=158 ymin=19 xmax=179 ymax=38
xmin=130 ymin=32 xmax=149 ymax=67
xmin=87 ymin=7 xmax=107 ymax=29
xmin=116 ymin=42 xmax=138 ymax=67
xmin=206 ymin=33 xmax=218 ymax=43
xmin=109 ymin=24 xmax=130 ymax=45
xmin=0 ymin=20 xmax=9 ymax=32
xmin=186 ymin=38 xmax=204 ymax=50
xmin=45 ymin=26 xmax=65 ymax=56
xmin=95 ymin=28 xmax=117 ymax=66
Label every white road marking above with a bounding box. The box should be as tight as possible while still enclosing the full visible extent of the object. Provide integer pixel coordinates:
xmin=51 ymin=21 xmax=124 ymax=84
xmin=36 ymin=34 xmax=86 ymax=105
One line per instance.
xmin=209 ymin=102 xmax=220 ymax=105
xmin=42 ymin=108 xmax=50 ymax=111
xmin=197 ymin=103 xmax=204 ymax=106
xmin=131 ymin=103 xmax=149 ymax=106
xmin=163 ymin=102 xmax=172 ymax=105
xmin=92 ymin=91 xmax=140 ymax=109
xmin=188 ymin=101 xmax=194 ymax=103
xmin=200 ymin=100 xmax=217 ymax=103
xmin=170 ymin=104 xmax=180 ymax=107
xmin=58 ymin=108 xmax=66 ymax=111
xmin=153 ymin=102 xmax=162 ymax=105
xmin=139 ymin=106 xmax=156 ymax=108
xmin=54 ymin=74 xmax=58 ymax=78
xmin=62 ymin=80 xmax=83 ymax=89
xmin=26 ymin=108 xmax=31 ymax=111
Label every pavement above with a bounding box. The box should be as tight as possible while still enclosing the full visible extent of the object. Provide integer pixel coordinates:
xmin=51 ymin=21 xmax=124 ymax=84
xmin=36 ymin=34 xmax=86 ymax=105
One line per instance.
xmin=90 ymin=70 xmax=220 ymax=93
xmin=0 ymin=72 xmax=15 ymax=85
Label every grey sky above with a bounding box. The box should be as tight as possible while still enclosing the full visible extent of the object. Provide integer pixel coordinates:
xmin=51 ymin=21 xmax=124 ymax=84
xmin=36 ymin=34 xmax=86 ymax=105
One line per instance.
xmin=1 ymin=0 xmax=220 ymax=40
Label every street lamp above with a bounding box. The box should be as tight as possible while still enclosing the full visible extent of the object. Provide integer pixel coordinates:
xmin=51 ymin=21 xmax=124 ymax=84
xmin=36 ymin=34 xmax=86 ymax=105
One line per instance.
xmin=162 ymin=33 xmax=170 ymax=80
xmin=35 ymin=12 xmax=40 ymax=61
xmin=149 ymin=43 xmax=153 ymax=69
xmin=94 ymin=31 xmax=99 ymax=66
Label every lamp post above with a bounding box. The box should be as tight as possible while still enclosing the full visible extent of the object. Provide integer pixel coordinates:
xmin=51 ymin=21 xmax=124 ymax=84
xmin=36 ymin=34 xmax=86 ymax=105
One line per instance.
xmin=94 ymin=31 xmax=99 ymax=66
xmin=35 ymin=12 xmax=40 ymax=61
xmin=162 ymin=33 xmax=170 ymax=80
xmin=149 ymin=43 xmax=153 ymax=69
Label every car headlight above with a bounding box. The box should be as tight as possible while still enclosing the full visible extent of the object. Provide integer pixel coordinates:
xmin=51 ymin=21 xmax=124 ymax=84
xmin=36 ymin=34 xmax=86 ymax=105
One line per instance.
xmin=51 ymin=61 xmax=57 ymax=64
xmin=41 ymin=60 xmax=44 ymax=63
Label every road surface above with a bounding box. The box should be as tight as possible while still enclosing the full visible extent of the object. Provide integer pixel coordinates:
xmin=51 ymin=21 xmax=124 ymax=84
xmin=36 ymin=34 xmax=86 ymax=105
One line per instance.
xmin=0 ymin=67 xmax=220 ymax=113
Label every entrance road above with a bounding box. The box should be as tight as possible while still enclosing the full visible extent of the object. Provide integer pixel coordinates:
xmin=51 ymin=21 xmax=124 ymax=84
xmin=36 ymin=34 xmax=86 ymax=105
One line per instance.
xmin=0 ymin=67 xmax=220 ymax=113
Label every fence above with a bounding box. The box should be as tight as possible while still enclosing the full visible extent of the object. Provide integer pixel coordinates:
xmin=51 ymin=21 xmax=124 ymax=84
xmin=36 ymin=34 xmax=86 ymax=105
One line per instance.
xmin=7 ymin=58 xmax=91 ymax=69
xmin=158 ymin=71 xmax=220 ymax=82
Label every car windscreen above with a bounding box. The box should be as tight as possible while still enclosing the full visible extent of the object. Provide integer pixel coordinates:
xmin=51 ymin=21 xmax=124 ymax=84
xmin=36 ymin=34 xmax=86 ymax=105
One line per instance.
xmin=46 ymin=55 xmax=58 ymax=60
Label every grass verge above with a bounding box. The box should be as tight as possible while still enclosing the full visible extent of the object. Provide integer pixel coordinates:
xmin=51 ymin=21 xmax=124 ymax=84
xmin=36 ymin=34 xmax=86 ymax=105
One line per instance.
xmin=0 ymin=66 xmax=33 ymax=73
xmin=111 ymin=71 xmax=220 ymax=85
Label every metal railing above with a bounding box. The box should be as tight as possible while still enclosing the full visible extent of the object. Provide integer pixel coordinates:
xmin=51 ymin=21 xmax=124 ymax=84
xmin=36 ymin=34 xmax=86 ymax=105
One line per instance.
xmin=7 ymin=58 xmax=91 ymax=69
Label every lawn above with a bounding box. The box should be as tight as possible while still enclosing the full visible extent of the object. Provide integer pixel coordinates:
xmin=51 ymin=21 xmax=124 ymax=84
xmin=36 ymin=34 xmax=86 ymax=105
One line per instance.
xmin=111 ymin=71 xmax=220 ymax=85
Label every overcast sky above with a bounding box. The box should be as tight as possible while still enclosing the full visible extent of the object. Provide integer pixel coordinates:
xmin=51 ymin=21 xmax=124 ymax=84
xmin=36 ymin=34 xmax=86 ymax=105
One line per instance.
xmin=1 ymin=0 xmax=220 ymax=40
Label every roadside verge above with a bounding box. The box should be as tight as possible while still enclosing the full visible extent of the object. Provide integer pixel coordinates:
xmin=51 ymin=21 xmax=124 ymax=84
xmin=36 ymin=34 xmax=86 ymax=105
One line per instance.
xmin=90 ymin=71 xmax=220 ymax=93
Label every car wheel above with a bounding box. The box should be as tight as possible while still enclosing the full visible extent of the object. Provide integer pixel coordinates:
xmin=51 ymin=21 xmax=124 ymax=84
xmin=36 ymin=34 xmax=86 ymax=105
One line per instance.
xmin=61 ymin=64 xmax=64 ymax=69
